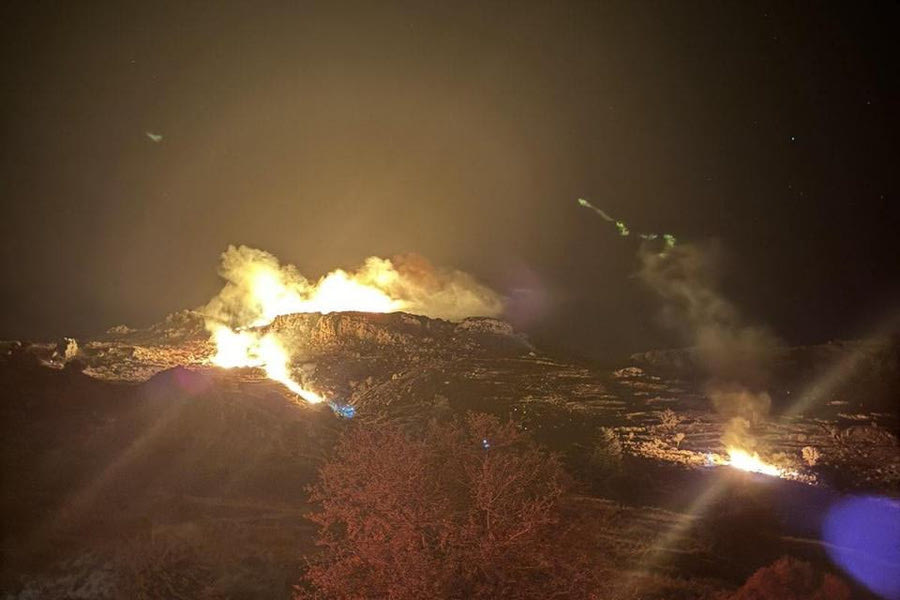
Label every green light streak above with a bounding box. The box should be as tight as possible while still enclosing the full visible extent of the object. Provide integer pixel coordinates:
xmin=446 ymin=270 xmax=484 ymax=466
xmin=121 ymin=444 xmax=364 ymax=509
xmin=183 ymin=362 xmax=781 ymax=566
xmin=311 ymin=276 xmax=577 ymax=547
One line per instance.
xmin=576 ymin=198 xmax=678 ymax=251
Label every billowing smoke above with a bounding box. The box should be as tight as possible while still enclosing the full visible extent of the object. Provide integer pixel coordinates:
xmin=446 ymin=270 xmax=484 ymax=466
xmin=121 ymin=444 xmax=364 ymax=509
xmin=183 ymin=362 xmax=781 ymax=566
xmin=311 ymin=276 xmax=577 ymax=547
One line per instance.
xmin=200 ymin=245 xmax=504 ymax=406
xmin=639 ymin=241 xmax=779 ymax=450
xmin=371 ymin=253 xmax=507 ymax=323
xmin=203 ymin=245 xmax=504 ymax=329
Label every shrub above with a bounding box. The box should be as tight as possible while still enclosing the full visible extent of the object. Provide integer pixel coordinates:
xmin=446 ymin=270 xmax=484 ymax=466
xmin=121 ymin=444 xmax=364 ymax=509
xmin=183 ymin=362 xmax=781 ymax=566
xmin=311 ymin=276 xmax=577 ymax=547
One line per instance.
xmin=728 ymin=556 xmax=850 ymax=600
xmin=298 ymin=413 xmax=599 ymax=599
xmin=590 ymin=426 xmax=623 ymax=478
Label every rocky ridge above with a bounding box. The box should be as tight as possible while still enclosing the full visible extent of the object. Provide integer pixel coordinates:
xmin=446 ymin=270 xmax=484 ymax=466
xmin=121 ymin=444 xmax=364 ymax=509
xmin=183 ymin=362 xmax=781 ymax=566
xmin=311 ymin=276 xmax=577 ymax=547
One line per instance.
xmin=3 ymin=310 xmax=898 ymax=491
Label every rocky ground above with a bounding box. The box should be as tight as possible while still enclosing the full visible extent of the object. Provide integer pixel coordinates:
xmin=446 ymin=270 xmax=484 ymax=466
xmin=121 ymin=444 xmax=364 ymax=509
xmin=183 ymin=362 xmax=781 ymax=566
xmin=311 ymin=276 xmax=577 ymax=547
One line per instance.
xmin=13 ymin=310 xmax=898 ymax=491
xmin=1 ymin=311 xmax=897 ymax=598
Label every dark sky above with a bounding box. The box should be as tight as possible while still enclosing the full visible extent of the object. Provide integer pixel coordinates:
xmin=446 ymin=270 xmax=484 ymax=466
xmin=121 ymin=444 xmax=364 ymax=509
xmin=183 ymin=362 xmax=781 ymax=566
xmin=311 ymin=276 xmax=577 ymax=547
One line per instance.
xmin=1 ymin=1 xmax=897 ymax=359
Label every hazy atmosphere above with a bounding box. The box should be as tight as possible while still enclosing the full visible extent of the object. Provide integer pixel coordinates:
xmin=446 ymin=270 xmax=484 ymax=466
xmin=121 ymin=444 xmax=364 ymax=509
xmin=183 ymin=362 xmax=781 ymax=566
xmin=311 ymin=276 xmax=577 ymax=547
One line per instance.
xmin=3 ymin=3 xmax=899 ymax=599
xmin=2 ymin=1 xmax=897 ymax=358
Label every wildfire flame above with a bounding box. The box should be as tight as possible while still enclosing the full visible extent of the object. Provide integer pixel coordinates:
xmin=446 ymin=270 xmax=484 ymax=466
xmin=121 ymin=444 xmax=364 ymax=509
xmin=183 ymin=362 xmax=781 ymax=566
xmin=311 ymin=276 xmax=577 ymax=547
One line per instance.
xmin=209 ymin=326 xmax=324 ymax=404
xmin=203 ymin=246 xmax=503 ymax=404
xmin=724 ymin=447 xmax=785 ymax=477
xmin=705 ymin=445 xmax=810 ymax=482
xmin=239 ymin=260 xmax=406 ymax=327
xmin=206 ymin=259 xmax=406 ymax=404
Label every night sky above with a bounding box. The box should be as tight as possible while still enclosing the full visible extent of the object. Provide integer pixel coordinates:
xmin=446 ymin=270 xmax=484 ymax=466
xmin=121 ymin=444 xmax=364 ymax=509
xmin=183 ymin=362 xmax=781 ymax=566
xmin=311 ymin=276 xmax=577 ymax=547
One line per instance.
xmin=1 ymin=2 xmax=897 ymax=359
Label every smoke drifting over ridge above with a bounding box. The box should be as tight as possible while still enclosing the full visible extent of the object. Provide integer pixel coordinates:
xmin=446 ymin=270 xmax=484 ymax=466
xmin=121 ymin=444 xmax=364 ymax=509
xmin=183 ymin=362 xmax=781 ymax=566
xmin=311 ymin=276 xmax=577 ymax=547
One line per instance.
xmin=203 ymin=245 xmax=505 ymax=329
xmin=639 ymin=241 xmax=780 ymax=450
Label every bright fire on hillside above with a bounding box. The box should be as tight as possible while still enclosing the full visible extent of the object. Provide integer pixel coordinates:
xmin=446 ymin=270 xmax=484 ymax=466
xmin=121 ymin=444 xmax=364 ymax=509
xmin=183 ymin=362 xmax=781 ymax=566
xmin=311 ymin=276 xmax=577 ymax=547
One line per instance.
xmin=206 ymin=257 xmax=410 ymax=404
xmin=203 ymin=245 xmax=504 ymax=405
xmin=726 ymin=448 xmax=784 ymax=477
xmin=236 ymin=260 xmax=406 ymax=327
xmin=709 ymin=447 xmax=795 ymax=479
xmin=209 ymin=327 xmax=324 ymax=404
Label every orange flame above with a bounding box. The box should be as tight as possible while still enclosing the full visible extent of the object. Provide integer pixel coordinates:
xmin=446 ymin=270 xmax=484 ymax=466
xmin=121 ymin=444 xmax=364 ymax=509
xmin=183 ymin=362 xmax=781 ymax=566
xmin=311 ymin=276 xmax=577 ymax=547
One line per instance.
xmin=205 ymin=254 xmax=417 ymax=403
xmin=725 ymin=447 xmax=784 ymax=477
xmin=203 ymin=247 xmax=503 ymax=403
xmin=208 ymin=325 xmax=324 ymax=404
xmin=242 ymin=260 xmax=405 ymax=327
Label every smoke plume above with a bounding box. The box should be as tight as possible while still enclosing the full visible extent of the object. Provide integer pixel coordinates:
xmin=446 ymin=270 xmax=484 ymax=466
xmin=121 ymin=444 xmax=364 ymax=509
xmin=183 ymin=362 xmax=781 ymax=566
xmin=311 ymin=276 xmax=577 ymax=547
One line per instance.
xmin=203 ymin=245 xmax=504 ymax=328
xmin=639 ymin=241 xmax=779 ymax=449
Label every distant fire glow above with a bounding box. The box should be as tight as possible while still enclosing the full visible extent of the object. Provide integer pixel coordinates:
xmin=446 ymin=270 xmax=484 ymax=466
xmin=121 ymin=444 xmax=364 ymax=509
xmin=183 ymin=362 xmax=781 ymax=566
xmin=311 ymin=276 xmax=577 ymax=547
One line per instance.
xmin=203 ymin=245 xmax=504 ymax=404
xmin=708 ymin=448 xmax=793 ymax=478
xmin=725 ymin=448 xmax=784 ymax=477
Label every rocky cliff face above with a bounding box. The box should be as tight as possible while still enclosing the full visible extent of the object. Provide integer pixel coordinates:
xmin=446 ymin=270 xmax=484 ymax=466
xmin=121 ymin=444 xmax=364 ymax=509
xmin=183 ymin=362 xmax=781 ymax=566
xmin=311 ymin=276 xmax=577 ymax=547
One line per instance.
xmin=265 ymin=311 xmax=529 ymax=360
xmin=103 ymin=309 xmax=209 ymax=345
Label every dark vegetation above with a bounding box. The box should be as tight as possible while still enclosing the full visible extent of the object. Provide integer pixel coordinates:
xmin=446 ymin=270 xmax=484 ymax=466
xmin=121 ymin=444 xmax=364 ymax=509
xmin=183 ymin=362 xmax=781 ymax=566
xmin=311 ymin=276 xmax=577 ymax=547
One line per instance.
xmin=726 ymin=556 xmax=851 ymax=600
xmin=297 ymin=413 xmax=596 ymax=599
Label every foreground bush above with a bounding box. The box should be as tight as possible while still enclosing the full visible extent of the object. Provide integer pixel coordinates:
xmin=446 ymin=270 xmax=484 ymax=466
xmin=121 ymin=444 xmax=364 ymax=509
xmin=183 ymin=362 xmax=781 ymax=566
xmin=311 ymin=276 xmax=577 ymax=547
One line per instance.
xmin=728 ymin=556 xmax=850 ymax=600
xmin=297 ymin=413 xmax=599 ymax=599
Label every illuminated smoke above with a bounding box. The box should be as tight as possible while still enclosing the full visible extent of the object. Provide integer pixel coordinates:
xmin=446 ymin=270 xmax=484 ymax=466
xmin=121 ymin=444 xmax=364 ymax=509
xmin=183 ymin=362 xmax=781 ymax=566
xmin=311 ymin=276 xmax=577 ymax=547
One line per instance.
xmin=638 ymin=241 xmax=780 ymax=453
xmin=202 ymin=245 xmax=504 ymax=405
xmin=576 ymin=199 xmax=773 ymax=440
xmin=577 ymin=195 xmax=775 ymax=454
xmin=204 ymin=245 xmax=503 ymax=328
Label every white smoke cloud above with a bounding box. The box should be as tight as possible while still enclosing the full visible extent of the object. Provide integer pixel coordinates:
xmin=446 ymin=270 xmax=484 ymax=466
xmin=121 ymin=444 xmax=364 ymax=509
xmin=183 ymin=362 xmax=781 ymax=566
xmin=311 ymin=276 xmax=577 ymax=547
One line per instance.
xmin=375 ymin=253 xmax=506 ymax=322
xmin=202 ymin=245 xmax=504 ymax=329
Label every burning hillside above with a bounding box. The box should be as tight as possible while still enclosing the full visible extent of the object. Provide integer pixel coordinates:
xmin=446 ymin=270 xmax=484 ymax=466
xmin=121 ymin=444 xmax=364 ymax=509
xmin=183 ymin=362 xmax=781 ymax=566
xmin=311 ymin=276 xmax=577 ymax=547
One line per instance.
xmin=3 ymin=307 xmax=898 ymax=597
xmin=202 ymin=245 xmax=504 ymax=407
xmin=3 ymin=245 xmax=897 ymax=491
xmin=2 ymin=248 xmax=898 ymax=599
